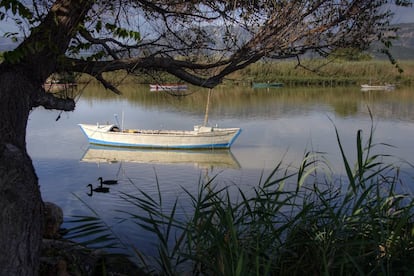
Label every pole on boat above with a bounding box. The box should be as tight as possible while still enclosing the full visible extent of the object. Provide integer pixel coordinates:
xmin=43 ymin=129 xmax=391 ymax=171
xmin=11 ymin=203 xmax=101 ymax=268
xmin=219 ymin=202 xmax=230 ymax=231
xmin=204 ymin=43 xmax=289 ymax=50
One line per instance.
xmin=203 ymin=89 xmax=211 ymax=126
xmin=114 ymin=112 xmax=125 ymax=131
xmin=114 ymin=114 xmax=120 ymax=127
xmin=121 ymin=111 xmax=125 ymax=131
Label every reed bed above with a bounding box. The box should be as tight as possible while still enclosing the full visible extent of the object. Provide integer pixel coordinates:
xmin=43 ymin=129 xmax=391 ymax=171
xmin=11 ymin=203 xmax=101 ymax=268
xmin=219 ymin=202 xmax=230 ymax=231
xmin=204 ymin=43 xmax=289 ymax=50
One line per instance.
xmin=76 ymin=60 xmax=414 ymax=88
xmin=65 ymin=116 xmax=414 ymax=275
xmin=230 ymin=60 xmax=414 ymax=86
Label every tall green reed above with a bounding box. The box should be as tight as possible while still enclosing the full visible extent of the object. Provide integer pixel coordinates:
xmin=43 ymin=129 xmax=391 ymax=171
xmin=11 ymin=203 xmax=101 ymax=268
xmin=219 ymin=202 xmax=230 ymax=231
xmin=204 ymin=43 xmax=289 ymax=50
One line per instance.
xmin=64 ymin=194 xmax=127 ymax=251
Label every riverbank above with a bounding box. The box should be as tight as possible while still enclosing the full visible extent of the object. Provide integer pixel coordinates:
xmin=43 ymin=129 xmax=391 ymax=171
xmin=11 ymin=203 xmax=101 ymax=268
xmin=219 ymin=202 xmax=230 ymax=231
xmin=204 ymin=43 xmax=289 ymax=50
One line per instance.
xmin=40 ymin=202 xmax=143 ymax=275
xmin=76 ymin=60 xmax=414 ymax=87
xmin=229 ymin=59 xmax=414 ymax=86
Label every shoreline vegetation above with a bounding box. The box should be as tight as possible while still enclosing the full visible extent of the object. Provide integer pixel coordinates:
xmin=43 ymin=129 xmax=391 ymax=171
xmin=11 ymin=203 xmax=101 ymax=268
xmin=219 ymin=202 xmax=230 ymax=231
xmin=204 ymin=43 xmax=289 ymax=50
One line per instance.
xmin=75 ymin=60 xmax=414 ymax=87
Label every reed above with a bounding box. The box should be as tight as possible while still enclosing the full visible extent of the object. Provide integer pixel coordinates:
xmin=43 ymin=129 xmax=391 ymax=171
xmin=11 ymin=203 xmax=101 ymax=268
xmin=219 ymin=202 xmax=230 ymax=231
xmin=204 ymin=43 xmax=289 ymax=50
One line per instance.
xmin=75 ymin=60 xmax=414 ymax=88
xmin=230 ymin=60 xmax=414 ymax=86
xmin=66 ymin=117 xmax=414 ymax=275
xmin=64 ymin=194 xmax=127 ymax=251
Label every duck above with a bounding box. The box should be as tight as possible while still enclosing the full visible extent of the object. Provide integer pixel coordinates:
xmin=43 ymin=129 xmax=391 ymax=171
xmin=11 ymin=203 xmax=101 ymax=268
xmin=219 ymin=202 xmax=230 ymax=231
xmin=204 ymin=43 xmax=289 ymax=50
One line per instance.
xmin=97 ymin=177 xmax=118 ymax=185
xmin=87 ymin=183 xmax=110 ymax=196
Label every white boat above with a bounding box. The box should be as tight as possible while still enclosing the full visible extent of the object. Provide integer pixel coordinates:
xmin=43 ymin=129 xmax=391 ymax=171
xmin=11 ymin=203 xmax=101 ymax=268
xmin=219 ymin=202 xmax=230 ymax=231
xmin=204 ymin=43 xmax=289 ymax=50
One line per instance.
xmin=150 ymin=83 xmax=188 ymax=91
xmin=360 ymin=84 xmax=395 ymax=91
xmin=81 ymin=146 xmax=240 ymax=169
xmin=78 ymin=123 xmax=241 ymax=149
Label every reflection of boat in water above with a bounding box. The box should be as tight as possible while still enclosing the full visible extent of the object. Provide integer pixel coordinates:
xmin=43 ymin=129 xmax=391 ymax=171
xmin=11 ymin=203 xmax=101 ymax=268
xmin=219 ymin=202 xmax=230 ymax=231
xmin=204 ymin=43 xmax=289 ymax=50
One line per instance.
xmin=252 ymin=82 xmax=283 ymax=89
xmin=81 ymin=146 xmax=241 ymax=169
xmin=150 ymin=83 xmax=188 ymax=91
xmin=360 ymin=84 xmax=395 ymax=91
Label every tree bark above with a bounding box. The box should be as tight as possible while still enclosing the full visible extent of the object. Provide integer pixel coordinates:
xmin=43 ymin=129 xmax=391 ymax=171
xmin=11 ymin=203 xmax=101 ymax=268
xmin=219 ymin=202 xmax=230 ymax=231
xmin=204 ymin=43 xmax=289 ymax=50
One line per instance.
xmin=0 ymin=1 xmax=91 ymax=273
xmin=0 ymin=70 xmax=43 ymax=275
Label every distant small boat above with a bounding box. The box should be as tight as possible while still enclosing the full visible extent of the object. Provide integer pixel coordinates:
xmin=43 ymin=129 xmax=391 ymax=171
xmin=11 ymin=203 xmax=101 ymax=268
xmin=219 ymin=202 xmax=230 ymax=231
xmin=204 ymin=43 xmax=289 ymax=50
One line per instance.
xmin=78 ymin=123 xmax=241 ymax=149
xmin=251 ymin=82 xmax=283 ymax=89
xmin=360 ymin=84 xmax=395 ymax=91
xmin=150 ymin=83 xmax=188 ymax=91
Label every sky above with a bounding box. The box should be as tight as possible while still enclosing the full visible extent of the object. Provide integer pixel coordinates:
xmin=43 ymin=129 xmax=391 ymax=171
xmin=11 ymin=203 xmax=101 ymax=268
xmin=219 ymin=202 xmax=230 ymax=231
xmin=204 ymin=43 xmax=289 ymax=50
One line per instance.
xmin=390 ymin=4 xmax=414 ymax=23
xmin=0 ymin=3 xmax=413 ymax=37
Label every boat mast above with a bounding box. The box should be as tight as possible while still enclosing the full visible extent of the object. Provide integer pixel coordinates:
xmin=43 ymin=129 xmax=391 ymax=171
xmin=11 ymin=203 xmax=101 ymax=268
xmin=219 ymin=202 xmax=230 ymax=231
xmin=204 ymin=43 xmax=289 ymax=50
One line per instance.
xmin=114 ymin=112 xmax=124 ymax=131
xmin=121 ymin=111 xmax=125 ymax=131
xmin=203 ymin=89 xmax=211 ymax=126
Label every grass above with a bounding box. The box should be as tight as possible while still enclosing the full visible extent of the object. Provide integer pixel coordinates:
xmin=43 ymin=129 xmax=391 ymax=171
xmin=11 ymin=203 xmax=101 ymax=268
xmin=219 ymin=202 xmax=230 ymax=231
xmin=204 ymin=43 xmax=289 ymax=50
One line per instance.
xmin=65 ymin=116 xmax=414 ymax=275
xmin=229 ymin=60 xmax=414 ymax=86
xmin=75 ymin=59 xmax=414 ymax=88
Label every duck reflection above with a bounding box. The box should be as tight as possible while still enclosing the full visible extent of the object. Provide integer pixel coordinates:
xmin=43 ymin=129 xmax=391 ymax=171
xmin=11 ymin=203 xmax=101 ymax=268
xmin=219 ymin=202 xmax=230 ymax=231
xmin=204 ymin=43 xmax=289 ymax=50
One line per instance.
xmin=87 ymin=183 xmax=110 ymax=196
xmin=80 ymin=145 xmax=241 ymax=169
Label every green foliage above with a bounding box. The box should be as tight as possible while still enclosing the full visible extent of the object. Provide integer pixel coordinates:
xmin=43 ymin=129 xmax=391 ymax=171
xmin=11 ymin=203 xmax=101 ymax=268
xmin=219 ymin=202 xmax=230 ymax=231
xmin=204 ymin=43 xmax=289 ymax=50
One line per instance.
xmin=0 ymin=0 xmax=33 ymax=19
xmin=2 ymin=39 xmax=49 ymax=64
xmin=2 ymin=48 xmax=24 ymax=63
xmin=105 ymin=23 xmax=141 ymax=41
xmin=395 ymin=0 xmax=413 ymax=7
xmin=64 ymin=194 xmax=127 ymax=250
xmin=64 ymin=215 xmax=120 ymax=248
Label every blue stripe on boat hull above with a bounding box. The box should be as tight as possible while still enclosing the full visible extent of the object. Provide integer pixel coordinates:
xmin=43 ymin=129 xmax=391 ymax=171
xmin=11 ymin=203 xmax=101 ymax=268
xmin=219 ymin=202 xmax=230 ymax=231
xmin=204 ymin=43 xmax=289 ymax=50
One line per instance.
xmin=89 ymin=139 xmax=230 ymax=149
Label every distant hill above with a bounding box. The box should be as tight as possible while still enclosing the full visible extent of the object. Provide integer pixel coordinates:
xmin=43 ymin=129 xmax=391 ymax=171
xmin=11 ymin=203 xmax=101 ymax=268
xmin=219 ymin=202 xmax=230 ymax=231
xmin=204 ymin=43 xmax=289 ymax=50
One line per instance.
xmin=394 ymin=23 xmax=414 ymax=48
xmin=369 ymin=23 xmax=414 ymax=60
xmin=1 ymin=23 xmax=414 ymax=60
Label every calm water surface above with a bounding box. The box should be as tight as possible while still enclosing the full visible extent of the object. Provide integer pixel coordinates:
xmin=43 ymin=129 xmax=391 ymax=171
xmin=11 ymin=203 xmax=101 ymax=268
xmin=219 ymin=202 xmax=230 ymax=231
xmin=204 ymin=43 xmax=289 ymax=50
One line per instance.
xmin=27 ymin=84 xmax=414 ymax=255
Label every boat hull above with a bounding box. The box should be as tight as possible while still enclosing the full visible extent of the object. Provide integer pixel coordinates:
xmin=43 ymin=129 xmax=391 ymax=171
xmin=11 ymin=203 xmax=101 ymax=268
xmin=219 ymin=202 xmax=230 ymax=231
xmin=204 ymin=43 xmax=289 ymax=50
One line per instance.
xmin=78 ymin=124 xmax=241 ymax=149
xmin=150 ymin=84 xmax=188 ymax=91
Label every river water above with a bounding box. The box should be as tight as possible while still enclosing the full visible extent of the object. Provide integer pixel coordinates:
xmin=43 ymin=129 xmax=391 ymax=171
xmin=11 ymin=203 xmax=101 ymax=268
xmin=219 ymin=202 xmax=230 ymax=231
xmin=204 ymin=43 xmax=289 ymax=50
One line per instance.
xmin=27 ymin=84 xmax=414 ymax=256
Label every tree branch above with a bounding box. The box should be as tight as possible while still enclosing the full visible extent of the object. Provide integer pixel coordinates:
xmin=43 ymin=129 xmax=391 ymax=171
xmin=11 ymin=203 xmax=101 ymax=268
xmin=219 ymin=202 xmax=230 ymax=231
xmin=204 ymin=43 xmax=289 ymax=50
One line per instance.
xmin=63 ymin=57 xmax=231 ymax=88
xmin=95 ymin=74 xmax=122 ymax=94
xmin=32 ymin=92 xmax=75 ymax=111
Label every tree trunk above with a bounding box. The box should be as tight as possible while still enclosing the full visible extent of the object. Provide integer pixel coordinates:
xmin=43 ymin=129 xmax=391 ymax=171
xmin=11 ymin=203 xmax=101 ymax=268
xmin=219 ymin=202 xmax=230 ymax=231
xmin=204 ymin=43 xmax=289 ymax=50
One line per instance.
xmin=0 ymin=2 xmax=91 ymax=272
xmin=0 ymin=69 xmax=44 ymax=275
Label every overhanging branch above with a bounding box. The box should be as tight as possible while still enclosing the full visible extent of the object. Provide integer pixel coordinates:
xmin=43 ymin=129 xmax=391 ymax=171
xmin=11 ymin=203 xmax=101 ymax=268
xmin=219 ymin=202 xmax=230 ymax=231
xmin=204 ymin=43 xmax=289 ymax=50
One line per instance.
xmin=95 ymin=74 xmax=122 ymax=94
xmin=32 ymin=92 xmax=75 ymax=111
xmin=63 ymin=57 xmax=232 ymax=88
